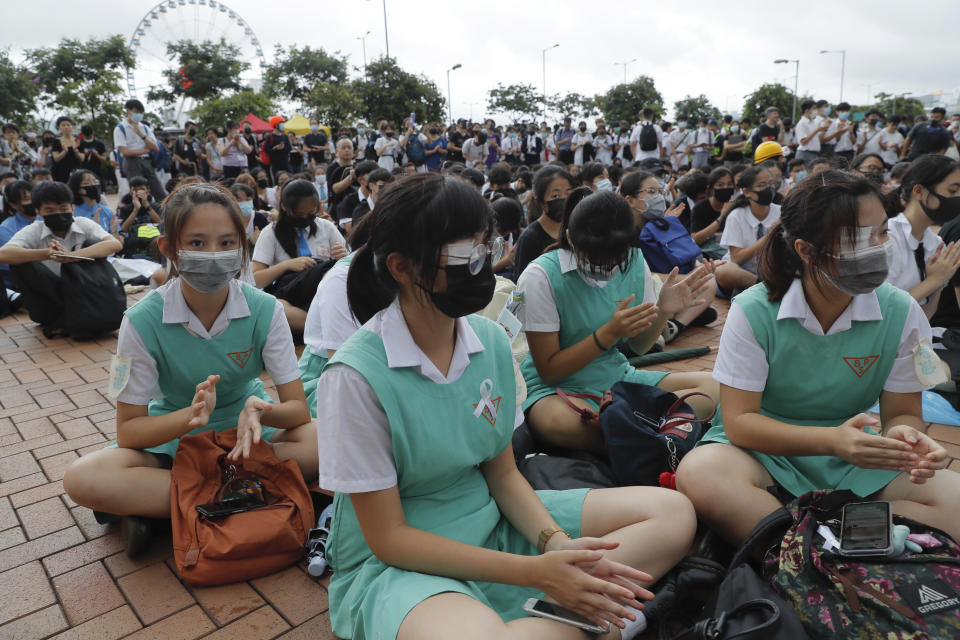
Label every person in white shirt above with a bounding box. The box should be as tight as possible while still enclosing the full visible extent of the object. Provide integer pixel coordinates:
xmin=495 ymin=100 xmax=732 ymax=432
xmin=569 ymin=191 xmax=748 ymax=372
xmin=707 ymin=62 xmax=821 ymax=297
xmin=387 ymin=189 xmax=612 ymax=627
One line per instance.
xmin=399 ymin=119 xmax=429 ymax=173
xmin=716 ymin=166 xmax=782 ymax=294
xmin=630 ymin=108 xmax=663 ymax=163
xmin=667 ymin=119 xmax=694 ymax=168
xmin=252 ymin=180 xmax=347 ymax=333
xmin=500 ymin=127 xmax=522 ymax=166
xmin=592 ymin=125 xmax=614 ymax=165
xmin=794 ymin=100 xmax=829 ymax=164
xmin=814 ymin=100 xmax=835 ymax=156
xmin=570 ymin=121 xmax=593 ymax=166
xmin=539 ymin=123 xmax=556 ymax=163
xmin=828 ymin=103 xmax=857 ymax=162
xmin=461 ymin=130 xmax=488 ymax=169
xmin=690 ymin=118 xmax=714 ymax=170
xmin=878 ymin=116 xmax=906 ymax=168
xmin=857 ymin=109 xmax=885 ymax=158
xmin=613 ymin=123 xmax=631 ymax=166
xmin=885 ymin=155 xmax=960 ymax=319
xmin=113 ymin=99 xmax=166 ymax=200
xmin=373 ymin=124 xmax=400 ymax=171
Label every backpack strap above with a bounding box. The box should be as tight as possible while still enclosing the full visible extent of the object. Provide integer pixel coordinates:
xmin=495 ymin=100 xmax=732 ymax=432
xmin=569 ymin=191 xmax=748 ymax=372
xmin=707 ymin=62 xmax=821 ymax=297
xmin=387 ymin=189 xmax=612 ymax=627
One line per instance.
xmin=727 ymin=506 xmax=793 ymax=571
xmin=662 ymin=392 xmax=717 ymax=432
xmin=555 ymin=389 xmax=603 ymax=427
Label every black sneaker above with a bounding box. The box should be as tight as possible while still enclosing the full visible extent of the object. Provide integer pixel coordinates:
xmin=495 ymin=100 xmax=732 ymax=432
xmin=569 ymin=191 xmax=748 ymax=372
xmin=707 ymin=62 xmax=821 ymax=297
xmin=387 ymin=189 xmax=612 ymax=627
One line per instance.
xmin=120 ymin=516 xmax=153 ymax=558
xmin=93 ymin=510 xmax=121 ymax=525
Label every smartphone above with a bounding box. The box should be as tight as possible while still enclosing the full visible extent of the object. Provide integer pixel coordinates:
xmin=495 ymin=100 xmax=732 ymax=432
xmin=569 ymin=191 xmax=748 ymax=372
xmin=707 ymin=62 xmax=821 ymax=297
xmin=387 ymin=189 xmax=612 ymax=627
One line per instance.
xmin=409 ymin=112 xmax=416 ymax=127
xmin=51 ymin=253 xmax=94 ymax=261
xmin=522 ymin=598 xmax=606 ymax=634
xmin=839 ymin=501 xmax=894 ymax=557
xmin=196 ymin=496 xmax=266 ymax=519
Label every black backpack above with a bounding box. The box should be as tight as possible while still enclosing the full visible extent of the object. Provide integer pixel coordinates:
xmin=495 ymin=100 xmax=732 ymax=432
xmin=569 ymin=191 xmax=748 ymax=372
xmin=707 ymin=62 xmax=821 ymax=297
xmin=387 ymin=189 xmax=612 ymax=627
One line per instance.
xmin=639 ymin=123 xmax=658 ymax=151
xmin=59 ymin=258 xmax=126 ymax=339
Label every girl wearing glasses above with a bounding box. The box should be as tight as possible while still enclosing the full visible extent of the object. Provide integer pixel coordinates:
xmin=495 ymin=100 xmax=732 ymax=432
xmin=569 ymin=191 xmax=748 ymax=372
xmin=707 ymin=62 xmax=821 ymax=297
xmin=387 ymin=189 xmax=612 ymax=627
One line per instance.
xmin=518 ymin=189 xmax=718 ymax=453
xmin=316 ymin=174 xmax=695 ymax=640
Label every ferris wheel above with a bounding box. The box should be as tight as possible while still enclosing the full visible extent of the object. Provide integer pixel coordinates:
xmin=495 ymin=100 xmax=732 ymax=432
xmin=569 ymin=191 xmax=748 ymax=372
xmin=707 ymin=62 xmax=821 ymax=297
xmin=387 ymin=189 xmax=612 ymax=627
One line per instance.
xmin=126 ymin=0 xmax=267 ymax=122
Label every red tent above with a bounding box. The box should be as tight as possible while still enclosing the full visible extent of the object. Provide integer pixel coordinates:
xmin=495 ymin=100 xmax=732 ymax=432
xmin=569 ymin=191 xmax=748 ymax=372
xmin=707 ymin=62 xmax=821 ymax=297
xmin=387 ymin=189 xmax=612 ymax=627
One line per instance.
xmin=240 ymin=113 xmax=271 ymax=133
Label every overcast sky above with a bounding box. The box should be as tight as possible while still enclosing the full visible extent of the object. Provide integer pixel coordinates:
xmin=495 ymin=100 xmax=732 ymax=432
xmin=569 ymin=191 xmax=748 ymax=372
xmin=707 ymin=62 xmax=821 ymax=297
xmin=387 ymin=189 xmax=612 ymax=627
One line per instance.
xmin=2 ymin=0 xmax=959 ymax=123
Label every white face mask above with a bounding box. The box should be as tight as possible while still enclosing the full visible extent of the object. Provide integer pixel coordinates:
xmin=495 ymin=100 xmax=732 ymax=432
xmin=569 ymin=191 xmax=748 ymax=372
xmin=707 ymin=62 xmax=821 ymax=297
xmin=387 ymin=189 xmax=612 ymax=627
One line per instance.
xmin=177 ymin=249 xmax=242 ymax=293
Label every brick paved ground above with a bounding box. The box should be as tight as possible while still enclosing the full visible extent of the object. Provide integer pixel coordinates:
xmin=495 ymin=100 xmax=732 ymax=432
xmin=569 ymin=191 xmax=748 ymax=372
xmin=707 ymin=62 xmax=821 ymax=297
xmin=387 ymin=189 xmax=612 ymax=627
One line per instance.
xmin=1 ymin=296 xmax=959 ymax=638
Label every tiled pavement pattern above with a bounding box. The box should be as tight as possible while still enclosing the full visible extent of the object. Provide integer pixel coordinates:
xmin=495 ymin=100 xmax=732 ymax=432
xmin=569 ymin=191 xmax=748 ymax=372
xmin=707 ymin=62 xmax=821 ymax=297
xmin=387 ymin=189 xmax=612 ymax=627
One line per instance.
xmin=2 ymin=296 xmax=960 ymax=639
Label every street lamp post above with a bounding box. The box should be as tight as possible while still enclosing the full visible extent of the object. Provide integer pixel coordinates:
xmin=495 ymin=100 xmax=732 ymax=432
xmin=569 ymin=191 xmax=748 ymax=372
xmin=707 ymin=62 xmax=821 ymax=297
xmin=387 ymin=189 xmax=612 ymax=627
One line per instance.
xmin=614 ymin=58 xmax=637 ymax=84
xmin=542 ymin=43 xmax=559 ymax=120
xmin=356 ymin=31 xmax=371 ymax=77
xmin=382 ymin=0 xmax=390 ymax=58
xmin=446 ymin=64 xmax=462 ymax=123
xmin=820 ymin=50 xmax=846 ymax=103
xmin=774 ymin=58 xmax=800 ymax=121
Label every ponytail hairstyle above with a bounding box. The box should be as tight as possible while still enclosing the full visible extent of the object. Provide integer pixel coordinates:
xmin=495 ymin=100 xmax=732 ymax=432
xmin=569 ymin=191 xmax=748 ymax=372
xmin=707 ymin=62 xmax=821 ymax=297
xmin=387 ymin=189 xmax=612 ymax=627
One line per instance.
xmin=728 ymin=165 xmax=769 ymax=211
xmin=758 ymin=169 xmax=880 ymax=301
xmin=275 ymin=179 xmax=320 ymax=260
xmin=161 ymin=182 xmax=250 ymax=277
xmin=558 ymin=190 xmax=636 ymax=271
xmin=347 ymin=173 xmax=493 ymax=324
xmin=901 ymin=154 xmax=960 ymax=204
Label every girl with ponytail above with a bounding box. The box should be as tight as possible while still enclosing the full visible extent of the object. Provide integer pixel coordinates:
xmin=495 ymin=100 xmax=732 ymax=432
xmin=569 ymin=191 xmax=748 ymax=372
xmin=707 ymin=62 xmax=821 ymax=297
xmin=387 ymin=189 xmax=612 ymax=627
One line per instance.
xmin=677 ymin=169 xmax=959 ymax=547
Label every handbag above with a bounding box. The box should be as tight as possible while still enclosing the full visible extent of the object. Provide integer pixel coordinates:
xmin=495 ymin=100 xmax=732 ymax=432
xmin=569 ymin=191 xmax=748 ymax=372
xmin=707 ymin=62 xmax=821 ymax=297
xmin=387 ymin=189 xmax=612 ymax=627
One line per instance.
xmin=637 ymin=216 xmax=703 ymax=274
xmin=59 ymin=257 xmax=126 ymax=338
xmin=170 ymin=429 xmax=314 ymax=586
xmin=556 ymin=381 xmax=715 ymax=488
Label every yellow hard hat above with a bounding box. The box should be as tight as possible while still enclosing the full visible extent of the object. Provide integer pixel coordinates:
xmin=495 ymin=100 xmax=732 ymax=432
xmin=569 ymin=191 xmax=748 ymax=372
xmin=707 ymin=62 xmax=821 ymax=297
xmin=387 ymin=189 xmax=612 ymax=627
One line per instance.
xmin=754 ymin=141 xmax=783 ymax=164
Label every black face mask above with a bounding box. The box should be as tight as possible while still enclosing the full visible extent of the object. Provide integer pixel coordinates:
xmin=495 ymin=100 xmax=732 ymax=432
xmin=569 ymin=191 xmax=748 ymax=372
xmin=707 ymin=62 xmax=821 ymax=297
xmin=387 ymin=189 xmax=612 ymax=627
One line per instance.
xmin=43 ymin=213 xmax=73 ymax=232
xmin=256 ymin=178 xmax=268 ymax=188
xmin=82 ymin=185 xmax=100 ymax=201
xmin=714 ymin=187 xmax=735 ymax=203
xmin=929 ymin=119 xmax=942 ymax=128
xmin=187 ymin=128 xmax=197 ymax=137
xmin=921 ymin=190 xmax=960 ymax=225
xmin=426 ymin=258 xmax=496 ymax=318
xmin=579 ymin=126 xmax=587 ymax=132
xmin=289 ymin=215 xmax=314 ymax=228
xmin=244 ymin=129 xmax=252 ymax=135
xmin=544 ymin=198 xmax=565 ymax=222
xmin=429 ymin=127 xmax=439 ymax=135
xmin=385 ymin=131 xmax=395 ymax=138
xmin=751 ymin=187 xmax=775 ymax=206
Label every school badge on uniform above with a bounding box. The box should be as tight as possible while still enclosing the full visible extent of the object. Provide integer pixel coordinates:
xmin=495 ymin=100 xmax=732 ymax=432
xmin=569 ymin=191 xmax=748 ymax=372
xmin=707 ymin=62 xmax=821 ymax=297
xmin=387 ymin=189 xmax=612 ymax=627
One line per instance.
xmin=227 ymin=348 xmax=254 ymax=368
xmin=843 ymin=355 xmax=879 ymax=378
xmin=472 ymin=379 xmax=502 ymax=427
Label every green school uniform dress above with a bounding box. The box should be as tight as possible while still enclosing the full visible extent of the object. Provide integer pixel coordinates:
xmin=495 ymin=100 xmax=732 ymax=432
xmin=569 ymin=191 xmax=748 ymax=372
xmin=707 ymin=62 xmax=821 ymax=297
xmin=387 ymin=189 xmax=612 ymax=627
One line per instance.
xmin=701 ymin=282 xmax=913 ymax=497
xmin=521 ymin=248 xmax=668 ymax=412
xmin=298 ymin=253 xmax=354 ymax=417
xmin=120 ymin=282 xmax=280 ymax=459
xmin=324 ymin=313 xmax=589 ymax=640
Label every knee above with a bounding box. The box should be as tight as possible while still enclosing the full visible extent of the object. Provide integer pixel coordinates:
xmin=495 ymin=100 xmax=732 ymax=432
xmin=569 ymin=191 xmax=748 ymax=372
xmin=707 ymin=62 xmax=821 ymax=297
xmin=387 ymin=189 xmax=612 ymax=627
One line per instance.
xmin=62 ymin=454 xmax=100 ymax=507
xmin=675 ymin=449 xmax=724 ymax=511
xmin=649 ymin=488 xmax=697 ymax=539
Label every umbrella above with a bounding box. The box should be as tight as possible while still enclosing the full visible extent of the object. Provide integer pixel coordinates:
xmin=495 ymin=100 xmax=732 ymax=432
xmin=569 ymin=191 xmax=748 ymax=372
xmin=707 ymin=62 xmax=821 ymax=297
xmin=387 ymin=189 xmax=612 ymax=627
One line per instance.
xmin=283 ymin=114 xmax=311 ymax=135
xmin=239 ymin=113 xmax=271 ymax=133
xmin=628 ymin=346 xmax=715 ymax=367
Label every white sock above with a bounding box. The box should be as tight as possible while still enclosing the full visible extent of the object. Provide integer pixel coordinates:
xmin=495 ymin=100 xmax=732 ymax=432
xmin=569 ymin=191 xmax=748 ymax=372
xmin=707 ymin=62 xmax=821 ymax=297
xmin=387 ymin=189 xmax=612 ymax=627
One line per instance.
xmin=619 ymin=607 xmax=647 ymax=640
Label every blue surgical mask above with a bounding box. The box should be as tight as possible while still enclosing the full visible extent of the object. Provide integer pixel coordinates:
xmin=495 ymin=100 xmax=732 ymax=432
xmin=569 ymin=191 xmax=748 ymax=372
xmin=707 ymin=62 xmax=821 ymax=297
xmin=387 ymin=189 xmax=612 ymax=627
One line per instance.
xmin=310 ymin=124 xmax=318 ymax=131
xmin=238 ymin=200 xmax=254 ymax=216
xmin=358 ymin=128 xmax=366 ymax=134
xmin=730 ymin=125 xmax=740 ymax=134
xmin=794 ymin=170 xmax=808 ymax=182
xmin=278 ymin=122 xmax=285 ymax=132
xmin=838 ymin=112 xmax=850 ymax=121
xmin=131 ymin=113 xmax=143 ymax=123
xmin=595 ymin=178 xmax=613 ymax=192
xmin=678 ymin=121 xmax=687 ymax=129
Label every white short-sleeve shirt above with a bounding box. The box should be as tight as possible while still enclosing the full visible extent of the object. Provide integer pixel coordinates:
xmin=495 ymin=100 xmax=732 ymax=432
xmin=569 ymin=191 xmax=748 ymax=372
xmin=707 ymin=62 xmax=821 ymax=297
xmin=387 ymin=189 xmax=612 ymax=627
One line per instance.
xmin=113 ymin=121 xmax=157 ymax=155
xmin=303 ymin=257 xmax=360 ymax=358
xmin=373 ymin=136 xmax=399 ymax=170
xmin=114 ymin=278 xmax=300 ymax=405
xmin=858 ymin=126 xmax=884 ymax=157
xmin=630 ymin=122 xmax=664 ymax=161
xmin=516 ymin=249 xmax=657 ymax=333
xmin=572 ymin=132 xmax=592 ymax=166
xmin=714 ymin=278 xmax=932 ymax=394
xmin=315 ymin=299 xmax=486 ymax=493
xmin=251 ymin=219 xmax=344 ymax=270
xmin=7 ymin=216 xmax=110 ymax=276
xmin=719 ymin=204 xmax=782 ymax=275
xmin=885 ymin=213 xmax=940 ymax=302
xmin=795 ymin=116 xmax=821 ymax=152
xmin=878 ymin=129 xmax=905 ymax=167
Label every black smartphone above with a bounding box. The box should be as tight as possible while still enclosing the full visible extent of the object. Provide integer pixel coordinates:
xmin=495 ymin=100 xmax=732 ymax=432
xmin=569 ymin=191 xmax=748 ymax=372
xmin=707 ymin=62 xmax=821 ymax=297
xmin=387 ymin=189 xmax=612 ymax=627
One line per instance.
xmin=839 ymin=501 xmax=894 ymax=557
xmin=196 ymin=496 xmax=266 ymax=519
xmin=522 ymin=598 xmax=606 ymax=634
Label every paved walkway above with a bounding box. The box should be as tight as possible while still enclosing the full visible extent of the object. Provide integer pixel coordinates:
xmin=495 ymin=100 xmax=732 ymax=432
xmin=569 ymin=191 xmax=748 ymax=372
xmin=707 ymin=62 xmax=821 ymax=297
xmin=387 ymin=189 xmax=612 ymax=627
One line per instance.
xmin=1 ymin=297 xmax=959 ymax=638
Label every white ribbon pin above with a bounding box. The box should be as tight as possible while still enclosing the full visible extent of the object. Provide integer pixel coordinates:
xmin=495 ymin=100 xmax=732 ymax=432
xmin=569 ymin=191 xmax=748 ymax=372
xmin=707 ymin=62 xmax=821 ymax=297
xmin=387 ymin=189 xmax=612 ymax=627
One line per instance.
xmin=473 ymin=378 xmax=498 ymax=422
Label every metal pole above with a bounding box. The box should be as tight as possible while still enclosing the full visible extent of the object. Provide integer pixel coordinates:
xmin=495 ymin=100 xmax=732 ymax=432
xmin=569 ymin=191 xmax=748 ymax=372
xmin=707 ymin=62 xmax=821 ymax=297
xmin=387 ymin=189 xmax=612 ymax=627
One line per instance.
xmin=840 ymin=51 xmax=845 ymax=103
xmin=792 ymin=60 xmax=799 ymax=122
xmin=447 ymin=69 xmax=452 ymax=123
xmin=542 ymin=49 xmax=547 ymax=120
xmin=382 ymin=0 xmax=389 ymax=59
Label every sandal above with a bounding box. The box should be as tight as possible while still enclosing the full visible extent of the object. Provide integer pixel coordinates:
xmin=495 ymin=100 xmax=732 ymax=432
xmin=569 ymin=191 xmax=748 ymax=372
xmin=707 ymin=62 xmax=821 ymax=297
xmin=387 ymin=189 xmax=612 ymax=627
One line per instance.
xmin=306 ymin=503 xmax=334 ymax=576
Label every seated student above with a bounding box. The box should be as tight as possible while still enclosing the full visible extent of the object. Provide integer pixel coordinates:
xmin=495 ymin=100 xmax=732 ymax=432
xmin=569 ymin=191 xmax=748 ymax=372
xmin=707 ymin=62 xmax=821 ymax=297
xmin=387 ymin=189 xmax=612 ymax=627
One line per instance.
xmin=332 ymin=160 xmax=377 ymax=224
xmin=672 ymin=169 xmax=708 ymax=231
xmin=458 ymin=167 xmax=485 ymax=192
xmin=885 ymin=155 xmax=960 ymax=320
xmin=0 ymin=181 xmax=122 ymax=335
xmin=228 ymin=182 xmax=262 ymax=246
xmin=784 ymin=158 xmax=807 ymax=190
xmin=30 ymin=167 xmax=52 ymax=183
xmin=578 ymin=161 xmax=611 ymax=191
xmin=688 ymin=167 xmax=736 ymax=259
xmin=677 ymin=170 xmax=958 ymax=546
xmin=621 ymin=171 xmax=719 ymax=343
xmin=317 ymin=173 xmax=695 ymax=640
xmin=68 ymin=169 xmax=114 ymax=232
xmin=0 ymin=179 xmax=36 ymax=290
xmin=715 ymin=165 xmax=781 ymax=295
xmin=347 ymin=167 xmax=393 ymax=232
xmin=513 ymin=165 xmax=575 ymax=279
xmin=485 ymin=162 xmax=520 ymax=199
xmin=116 ymin=176 xmax=162 ymax=258
xmin=490 ymin=196 xmax=523 ymax=280
xmin=252 ymin=179 xmax=347 ymax=333
xmin=63 ymin=183 xmax=317 ymax=554
xmin=518 ymin=190 xmax=719 ymax=452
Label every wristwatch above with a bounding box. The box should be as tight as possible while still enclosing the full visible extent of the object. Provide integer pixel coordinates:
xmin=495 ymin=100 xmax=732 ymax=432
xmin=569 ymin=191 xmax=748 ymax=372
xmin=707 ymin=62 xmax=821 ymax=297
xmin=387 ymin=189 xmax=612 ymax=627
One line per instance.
xmin=537 ymin=526 xmax=567 ymax=554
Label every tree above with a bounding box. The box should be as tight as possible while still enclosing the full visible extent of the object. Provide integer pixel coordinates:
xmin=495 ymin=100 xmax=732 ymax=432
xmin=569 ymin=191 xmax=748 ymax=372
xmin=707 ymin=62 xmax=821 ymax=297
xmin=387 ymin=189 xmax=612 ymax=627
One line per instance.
xmin=304 ymin=82 xmax=364 ymax=130
xmin=148 ymin=39 xmax=249 ymax=104
xmin=25 ymin=35 xmax=134 ymax=138
xmin=263 ymin=45 xmax=350 ymax=107
xmin=873 ymin=92 xmax=927 ymax=122
xmin=486 ymin=83 xmax=543 ymax=122
xmin=594 ymin=76 xmax=663 ymax=125
xmin=0 ymin=50 xmax=39 ymax=124
xmin=740 ymin=83 xmax=810 ymax=124
xmin=548 ymin=92 xmax=598 ymax=122
xmin=189 ymin=91 xmax=276 ymax=129
xmin=350 ymin=56 xmax=445 ymax=127
xmin=672 ymin=94 xmax=721 ymax=124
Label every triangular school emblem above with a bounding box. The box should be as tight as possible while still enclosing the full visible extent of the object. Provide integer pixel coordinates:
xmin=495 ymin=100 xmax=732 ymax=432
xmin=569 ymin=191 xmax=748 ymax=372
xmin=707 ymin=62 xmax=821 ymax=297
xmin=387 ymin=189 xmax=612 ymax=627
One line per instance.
xmin=843 ymin=355 xmax=879 ymax=378
xmin=472 ymin=395 xmax=502 ymax=427
xmin=227 ymin=348 xmax=255 ymax=369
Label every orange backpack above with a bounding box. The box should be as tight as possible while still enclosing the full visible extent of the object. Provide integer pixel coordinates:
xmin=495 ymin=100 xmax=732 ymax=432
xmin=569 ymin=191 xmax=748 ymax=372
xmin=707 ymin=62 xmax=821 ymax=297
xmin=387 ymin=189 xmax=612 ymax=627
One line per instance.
xmin=170 ymin=429 xmax=314 ymax=586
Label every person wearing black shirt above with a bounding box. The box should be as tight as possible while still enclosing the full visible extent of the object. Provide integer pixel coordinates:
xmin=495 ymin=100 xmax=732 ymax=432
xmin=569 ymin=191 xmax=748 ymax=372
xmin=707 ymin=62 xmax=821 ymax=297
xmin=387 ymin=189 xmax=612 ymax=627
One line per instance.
xmin=303 ymin=120 xmax=329 ymax=166
xmin=78 ymin=125 xmax=107 ymax=181
xmin=522 ymin=124 xmax=543 ymax=166
xmin=348 ymin=167 xmax=393 ymax=230
xmin=513 ymin=166 xmax=573 ymax=279
xmin=446 ymin=120 xmax=467 ymax=163
xmin=327 ymin=140 xmax=363 ymax=219
xmin=903 ymin=108 xmax=953 ymax=161
xmin=172 ymin=122 xmax=200 ymax=177
xmin=265 ymin=117 xmax=292 ymax=182
xmin=752 ymin=107 xmax=781 ymax=149
xmin=688 ymin=167 xmax=736 ymax=259
xmin=116 ymin=176 xmax=162 ymax=258
xmin=241 ymin=123 xmax=260 ymax=171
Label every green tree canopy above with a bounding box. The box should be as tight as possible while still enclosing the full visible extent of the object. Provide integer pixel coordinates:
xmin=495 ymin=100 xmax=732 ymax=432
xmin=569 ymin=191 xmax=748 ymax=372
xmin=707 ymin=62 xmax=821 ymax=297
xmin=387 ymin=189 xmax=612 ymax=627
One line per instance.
xmin=304 ymin=82 xmax=364 ymax=130
xmin=263 ymin=45 xmax=350 ymax=107
xmin=548 ymin=92 xmax=598 ymax=122
xmin=594 ymin=75 xmax=663 ymax=125
xmin=672 ymin=94 xmax=721 ymax=124
xmin=148 ymin=39 xmax=249 ymax=104
xmin=25 ymin=35 xmax=133 ymax=137
xmin=486 ymin=83 xmax=543 ymax=122
xmin=741 ymin=83 xmax=809 ymax=124
xmin=189 ymin=91 xmax=276 ymax=130
xmin=0 ymin=50 xmax=39 ymax=125
xmin=873 ymin=92 xmax=927 ymax=122
xmin=351 ymin=56 xmax=445 ymax=127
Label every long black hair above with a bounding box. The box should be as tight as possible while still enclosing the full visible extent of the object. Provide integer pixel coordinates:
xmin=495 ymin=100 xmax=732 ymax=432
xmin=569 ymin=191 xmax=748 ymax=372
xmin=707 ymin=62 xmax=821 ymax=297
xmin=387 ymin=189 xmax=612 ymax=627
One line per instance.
xmin=529 ymin=164 xmax=574 ymax=223
xmin=758 ymin=169 xmax=881 ymax=301
xmin=558 ymin=190 xmax=636 ymax=270
xmin=347 ymin=173 xmax=493 ymax=324
xmin=901 ymin=154 xmax=960 ymax=204
xmin=728 ymin=165 xmax=769 ymax=212
xmin=275 ymin=179 xmax=319 ymax=260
